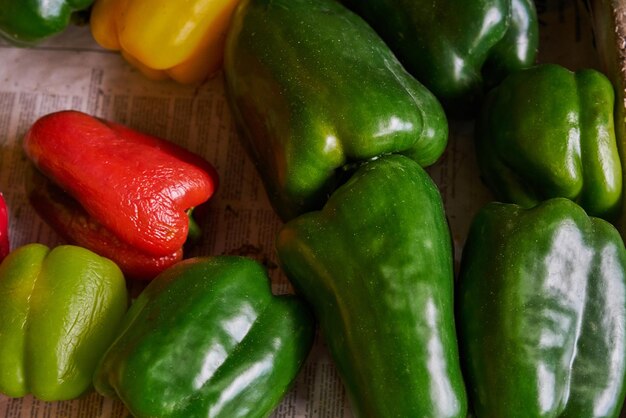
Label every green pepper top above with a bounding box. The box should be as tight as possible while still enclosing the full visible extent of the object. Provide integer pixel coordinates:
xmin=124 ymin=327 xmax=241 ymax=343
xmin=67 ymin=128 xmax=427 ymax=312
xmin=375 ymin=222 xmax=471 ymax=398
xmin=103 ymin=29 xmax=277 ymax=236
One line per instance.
xmin=458 ymin=198 xmax=626 ymax=418
xmin=341 ymin=0 xmax=539 ymax=114
xmin=225 ymin=0 xmax=448 ymax=220
xmin=0 ymin=0 xmax=94 ymax=45
xmin=476 ymin=64 xmax=622 ymax=220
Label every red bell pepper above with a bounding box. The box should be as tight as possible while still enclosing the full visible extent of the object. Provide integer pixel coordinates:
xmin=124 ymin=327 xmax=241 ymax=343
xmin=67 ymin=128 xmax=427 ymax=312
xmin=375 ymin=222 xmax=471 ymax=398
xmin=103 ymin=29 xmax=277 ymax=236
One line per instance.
xmin=0 ymin=193 xmax=9 ymax=262
xmin=26 ymin=168 xmax=182 ymax=280
xmin=23 ymin=110 xmax=218 ymax=279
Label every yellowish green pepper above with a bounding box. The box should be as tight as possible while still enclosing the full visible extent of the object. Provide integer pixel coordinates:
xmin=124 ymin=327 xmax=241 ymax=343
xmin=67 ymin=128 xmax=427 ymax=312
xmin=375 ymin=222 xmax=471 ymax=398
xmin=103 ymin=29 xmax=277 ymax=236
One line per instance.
xmin=0 ymin=243 xmax=128 ymax=401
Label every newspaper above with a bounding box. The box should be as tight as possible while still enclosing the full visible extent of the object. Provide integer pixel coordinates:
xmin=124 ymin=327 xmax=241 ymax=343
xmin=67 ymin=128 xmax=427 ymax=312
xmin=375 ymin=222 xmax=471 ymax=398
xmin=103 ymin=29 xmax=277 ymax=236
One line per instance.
xmin=0 ymin=0 xmax=620 ymax=417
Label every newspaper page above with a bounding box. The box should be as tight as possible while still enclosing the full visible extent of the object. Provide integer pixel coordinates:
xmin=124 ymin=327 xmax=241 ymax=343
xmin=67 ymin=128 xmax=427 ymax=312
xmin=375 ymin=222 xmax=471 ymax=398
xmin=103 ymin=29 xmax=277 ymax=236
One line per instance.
xmin=0 ymin=0 xmax=619 ymax=417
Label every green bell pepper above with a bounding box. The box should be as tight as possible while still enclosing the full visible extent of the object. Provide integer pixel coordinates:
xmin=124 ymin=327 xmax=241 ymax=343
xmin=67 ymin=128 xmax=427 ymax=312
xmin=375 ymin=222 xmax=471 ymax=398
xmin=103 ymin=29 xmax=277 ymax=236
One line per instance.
xmin=224 ymin=0 xmax=448 ymax=221
xmin=476 ymin=64 xmax=622 ymax=220
xmin=0 ymin=0 xmax=94 ymax=45
xmin=0 ymin=243 xmax=128 ymax=401
xmin=277 ymin=155 xmax=467 ymax=418
xmin=458 ymin=198 xmax=626 ymax=418
xmin=592 ymin=0 xmax=626 ymax=248
xmin=94 ymin=256 xmax=315 ymax=418
xmin=340 ymin=0 xmax=539 ymax=114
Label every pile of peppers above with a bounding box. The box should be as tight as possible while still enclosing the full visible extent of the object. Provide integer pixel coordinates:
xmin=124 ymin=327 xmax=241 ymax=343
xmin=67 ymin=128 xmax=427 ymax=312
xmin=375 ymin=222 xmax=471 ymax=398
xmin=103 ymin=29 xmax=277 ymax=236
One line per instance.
xmin=223 ymin=0 xmax=626 ymax=416
xmin=1 ymin=0 xmax=626 ymax=417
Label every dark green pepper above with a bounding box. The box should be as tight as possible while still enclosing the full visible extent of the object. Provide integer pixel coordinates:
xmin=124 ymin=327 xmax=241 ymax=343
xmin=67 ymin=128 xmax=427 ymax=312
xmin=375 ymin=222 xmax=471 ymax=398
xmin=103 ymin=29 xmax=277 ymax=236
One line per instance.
xmin=94 ymin=256 xmax=315 ymax=418
xmin=476 ymin=64 xmax=622 ymax=219
xmin=0 ymin=0 xmax=94 ymax=45
xmin=458 ymin=198 xmax=626 ymax=418
xmin=341 ymin=0 xmax=539 ymax=114
xmin=590 ymin=0 xmax=626 ymax=247
xmin=277 ymin=155 xmax=467 ymax=418
xmin=224 ymin=0 xmax=448 ymax=221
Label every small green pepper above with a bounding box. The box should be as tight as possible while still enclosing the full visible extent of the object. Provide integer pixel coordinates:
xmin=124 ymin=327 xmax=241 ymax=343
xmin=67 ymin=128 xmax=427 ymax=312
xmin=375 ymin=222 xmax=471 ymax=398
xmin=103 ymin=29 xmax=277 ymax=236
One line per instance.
xmin=0 ymin=243 xmax=128 ymax=401
xmin=0 ymin=0 xmax=94 ymax=45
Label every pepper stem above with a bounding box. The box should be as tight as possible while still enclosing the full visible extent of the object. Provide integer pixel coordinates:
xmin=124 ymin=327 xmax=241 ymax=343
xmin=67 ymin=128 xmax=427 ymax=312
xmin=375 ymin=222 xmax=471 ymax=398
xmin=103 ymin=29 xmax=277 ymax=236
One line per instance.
xmin=186 ymin=208 xmax=202 ymax=246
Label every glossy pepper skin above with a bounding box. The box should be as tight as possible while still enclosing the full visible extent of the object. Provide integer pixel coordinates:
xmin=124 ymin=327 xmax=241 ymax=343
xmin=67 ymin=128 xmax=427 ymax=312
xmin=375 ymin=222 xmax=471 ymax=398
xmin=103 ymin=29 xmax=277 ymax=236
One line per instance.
xmin=224 ymin=0 xmax=448 ymax=221
xmin=0 ymin=243 xmax=128 ymax=401
xmin=90 ymin=0 xmax=240 ymax=83
xmin=341 ymin=0 xmax=538 ymax=114
xmin=0 ymin=193 xmax=8 ymax=261
xmin=476 ymin=64 xmax=622 ymax=220
xmin=0 ymin=0 xmax=93 ymax=45
xmin=458 ymin=198 xmax=626 ymax=418
xmin=94 ymin=256 xmax=315 ymax=418
xmin=23 ymin=110 xmax=218 ymax=279
xmin=277 ymin=155 xmax=467 ymax=418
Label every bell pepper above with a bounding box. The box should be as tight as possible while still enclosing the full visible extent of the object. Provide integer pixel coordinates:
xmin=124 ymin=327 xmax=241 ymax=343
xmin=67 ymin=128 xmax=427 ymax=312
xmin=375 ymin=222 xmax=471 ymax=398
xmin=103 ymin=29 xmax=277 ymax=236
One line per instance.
xmin=589 ymin=0 xmax=626 ymax=243
xmin=23 ymin=110 xmax=218 ymax=280
xmin=457 ymin=198 xmax=626 ymax=418
xmin=90 ymin=0 xmax=240 ymax=83
xmin=276 ymin=155 xmax=467 ymax=418
xmin=94 ymin=256 xmax=315 ymax=418
xmin=340 ymin=0 xmax=539 ymax=114
xmin=0 ymin=193 xmax=8 ymax=262
xmin=224 ymin=0 xmax=448 ymax=221
xmin=0 ymin=0 xmax=93 ymax=45
xmin=476 ymin=63 xmax=622 ymax=220
xmin=0 ymin=243 xmax=128 ymax=401
xmin=25 ymin=168 xmax=183 ymax=280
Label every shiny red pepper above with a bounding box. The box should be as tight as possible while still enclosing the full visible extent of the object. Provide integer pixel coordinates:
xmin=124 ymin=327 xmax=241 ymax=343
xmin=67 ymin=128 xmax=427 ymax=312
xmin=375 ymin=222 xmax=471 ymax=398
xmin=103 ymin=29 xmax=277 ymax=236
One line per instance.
xmin=23 ymin=110 xmax=218 ymax=279
xmin=0 ymin=193 xmax=8 ymax=262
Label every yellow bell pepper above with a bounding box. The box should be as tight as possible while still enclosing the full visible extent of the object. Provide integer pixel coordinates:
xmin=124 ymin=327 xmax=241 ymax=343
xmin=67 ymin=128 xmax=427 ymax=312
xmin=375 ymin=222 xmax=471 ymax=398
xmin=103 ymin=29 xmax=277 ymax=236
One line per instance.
xmin=90 ymin=0 xmax=240 ymax=83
